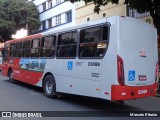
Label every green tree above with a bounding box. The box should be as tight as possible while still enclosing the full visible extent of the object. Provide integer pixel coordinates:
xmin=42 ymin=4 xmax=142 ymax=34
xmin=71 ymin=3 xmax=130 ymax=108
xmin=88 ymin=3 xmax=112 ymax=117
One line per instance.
xmin=67 ymin=0 xmax=160 ymax=36
xmin=0 ymin=0 xmax=40 ymax=41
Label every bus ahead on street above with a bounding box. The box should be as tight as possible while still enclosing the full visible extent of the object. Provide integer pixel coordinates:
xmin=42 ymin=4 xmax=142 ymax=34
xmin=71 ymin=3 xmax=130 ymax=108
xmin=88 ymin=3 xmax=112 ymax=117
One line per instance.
xmin=1 ymin=16 xmax=159 ymax=101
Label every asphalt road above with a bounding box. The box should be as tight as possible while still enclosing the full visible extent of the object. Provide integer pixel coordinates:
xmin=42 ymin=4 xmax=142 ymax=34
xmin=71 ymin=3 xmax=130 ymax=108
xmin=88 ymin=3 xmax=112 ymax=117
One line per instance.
xmin=0 ymin=74 xmax=160 ymax=120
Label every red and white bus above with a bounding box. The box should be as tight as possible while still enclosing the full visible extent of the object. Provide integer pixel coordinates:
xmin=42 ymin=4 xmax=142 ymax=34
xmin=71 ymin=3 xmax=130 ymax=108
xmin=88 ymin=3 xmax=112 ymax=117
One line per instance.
xmin=1 ymin=16 xmax=159 ymax=101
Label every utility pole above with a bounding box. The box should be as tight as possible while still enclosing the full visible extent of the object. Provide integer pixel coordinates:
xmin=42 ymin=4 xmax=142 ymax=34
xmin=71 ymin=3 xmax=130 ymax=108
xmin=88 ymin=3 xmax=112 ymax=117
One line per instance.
xmin=26 ymin=0 xmax=29 ymax=35
xmin=27 ymin=10 xmax=29 ymax=36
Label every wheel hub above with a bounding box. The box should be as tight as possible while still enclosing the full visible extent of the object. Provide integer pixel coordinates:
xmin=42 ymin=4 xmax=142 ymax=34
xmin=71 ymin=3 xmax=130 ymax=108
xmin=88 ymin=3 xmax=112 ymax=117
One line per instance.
xmin=46 ymin=80 xmax=53 ymax=94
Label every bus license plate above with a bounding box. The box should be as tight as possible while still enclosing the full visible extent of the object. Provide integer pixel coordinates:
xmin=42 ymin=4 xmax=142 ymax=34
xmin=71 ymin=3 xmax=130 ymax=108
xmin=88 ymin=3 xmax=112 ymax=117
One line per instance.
xmin=138 ymin=90 xmax=147 ymax=94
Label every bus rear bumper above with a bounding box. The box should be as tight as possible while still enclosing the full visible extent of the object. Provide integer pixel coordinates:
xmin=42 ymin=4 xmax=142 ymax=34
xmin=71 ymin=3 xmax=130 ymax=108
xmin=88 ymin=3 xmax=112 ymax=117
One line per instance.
xmin=111 ymin=83 xmax=158 ymax=101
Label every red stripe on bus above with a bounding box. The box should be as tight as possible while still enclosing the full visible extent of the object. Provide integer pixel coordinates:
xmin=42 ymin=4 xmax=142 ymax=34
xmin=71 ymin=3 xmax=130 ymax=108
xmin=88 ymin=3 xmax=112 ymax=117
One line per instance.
xmin=111 ymin=83 xmax=158 ymax=101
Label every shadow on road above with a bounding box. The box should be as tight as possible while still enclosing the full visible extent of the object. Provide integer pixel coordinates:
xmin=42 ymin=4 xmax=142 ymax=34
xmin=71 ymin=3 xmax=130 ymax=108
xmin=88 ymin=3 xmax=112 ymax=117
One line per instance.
xmin=58 ymin=94 xmax=141 ymax=111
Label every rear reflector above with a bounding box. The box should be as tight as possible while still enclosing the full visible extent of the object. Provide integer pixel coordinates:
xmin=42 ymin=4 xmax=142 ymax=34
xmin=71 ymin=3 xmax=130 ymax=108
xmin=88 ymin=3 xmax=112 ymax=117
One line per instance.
xmin=117 ymin=55 xmax=125 ymax=86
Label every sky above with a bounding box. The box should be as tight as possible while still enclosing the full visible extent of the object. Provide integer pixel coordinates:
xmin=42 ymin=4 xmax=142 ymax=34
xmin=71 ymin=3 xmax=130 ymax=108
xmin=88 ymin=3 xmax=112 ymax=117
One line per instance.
xmin=12 ymin=29 xmax=27 ymax=39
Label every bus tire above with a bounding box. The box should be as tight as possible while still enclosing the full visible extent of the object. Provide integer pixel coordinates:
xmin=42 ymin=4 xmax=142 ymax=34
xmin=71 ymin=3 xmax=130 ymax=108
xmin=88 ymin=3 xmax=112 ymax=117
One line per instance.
xmin=43 ymin=75 xmax=57 ymax=99
xmin=8 ymin=69 xmax=16 ymax=83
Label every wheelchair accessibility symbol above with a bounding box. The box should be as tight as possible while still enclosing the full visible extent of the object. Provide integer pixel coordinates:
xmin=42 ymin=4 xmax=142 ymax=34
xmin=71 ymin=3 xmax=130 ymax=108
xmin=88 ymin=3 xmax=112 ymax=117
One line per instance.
xmin=67 ymin=61 xmax=73 ymax=70
xmin=128 ymin=71 xmax=135 ymax=81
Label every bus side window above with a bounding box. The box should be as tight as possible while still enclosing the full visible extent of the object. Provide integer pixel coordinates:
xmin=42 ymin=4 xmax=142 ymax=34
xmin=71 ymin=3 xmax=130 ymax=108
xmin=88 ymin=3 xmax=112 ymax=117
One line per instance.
xmin=30 ymin=38 xmax=41 ymax=58
xmin=2 ymin=48 xmax=9 ymax=61
xmin=40 ymin=35 xmax=55 ymax=58
xmin=22 ymin=40 xmax=31 ymax=58
xmin=15 ymin=42 xmax=22 ymax=58
xmin=9 ymin=43 xmax=16 ymax=58
xmin=57 ymin=31 xmax=77 ymax=58
xmin=79 ymin=25 xmax=109 ymax=58
xmin=22 ymin=49 xmax=30 ymax=58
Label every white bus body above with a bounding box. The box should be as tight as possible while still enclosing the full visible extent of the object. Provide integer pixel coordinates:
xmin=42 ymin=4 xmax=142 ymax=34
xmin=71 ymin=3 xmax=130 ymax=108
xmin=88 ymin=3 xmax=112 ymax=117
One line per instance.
xmin=38 ymin=16 xmax=158 ymax=100
xmin=2 ymin=16 xmax=158 ymax=101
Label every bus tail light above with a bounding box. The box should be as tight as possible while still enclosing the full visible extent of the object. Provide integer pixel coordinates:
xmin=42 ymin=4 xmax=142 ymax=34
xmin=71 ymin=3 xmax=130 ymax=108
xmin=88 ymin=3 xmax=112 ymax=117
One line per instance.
xmin=117 ymin=55 xmax=125 ymax=86
xmin=155 ymin=62 xmax=159 ymax=83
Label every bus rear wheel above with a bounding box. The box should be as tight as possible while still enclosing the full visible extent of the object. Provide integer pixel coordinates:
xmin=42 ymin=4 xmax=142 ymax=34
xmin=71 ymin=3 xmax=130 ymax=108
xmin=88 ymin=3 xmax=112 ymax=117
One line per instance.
xmin=8 ymin=69 xmax=16 ymax=83
xmin=43 ymin=75 xmax=57 ymax=99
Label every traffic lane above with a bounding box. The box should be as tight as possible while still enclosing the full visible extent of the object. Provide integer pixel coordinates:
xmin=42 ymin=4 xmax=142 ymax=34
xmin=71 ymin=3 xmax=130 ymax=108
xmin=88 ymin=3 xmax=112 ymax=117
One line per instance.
xmin=0 ymin=79 xmax=89 ymax=111
xmin=0 ymin=79 xmax=136 ymax=111
xmin=0 ymin=78 xmax=160 ymax=119
xmin=124 ymin=97 xmax=160 ymax=111
xmin=0 ymin=76 xmax=160 ymax=112
xmin=0 ymin=77 xmax=160 ymax=120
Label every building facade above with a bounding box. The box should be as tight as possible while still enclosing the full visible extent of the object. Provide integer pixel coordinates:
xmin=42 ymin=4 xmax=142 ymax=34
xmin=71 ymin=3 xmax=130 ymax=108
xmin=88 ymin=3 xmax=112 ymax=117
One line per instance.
xmin=75 ymin=0 xmax=151 ymax=24
xmin=33 ymin=0 xmax=76 ymax=33
xmin=76 ymin=0 xmax=126 ymax=24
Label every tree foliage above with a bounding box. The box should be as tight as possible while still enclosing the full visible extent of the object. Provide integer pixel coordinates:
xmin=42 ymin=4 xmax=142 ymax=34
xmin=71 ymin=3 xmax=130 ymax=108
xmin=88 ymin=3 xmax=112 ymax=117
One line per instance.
xmin=0 ymin=0 xmax=40 ymax=41
xmin=67 ymin=0 xmax=160 ymax=36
